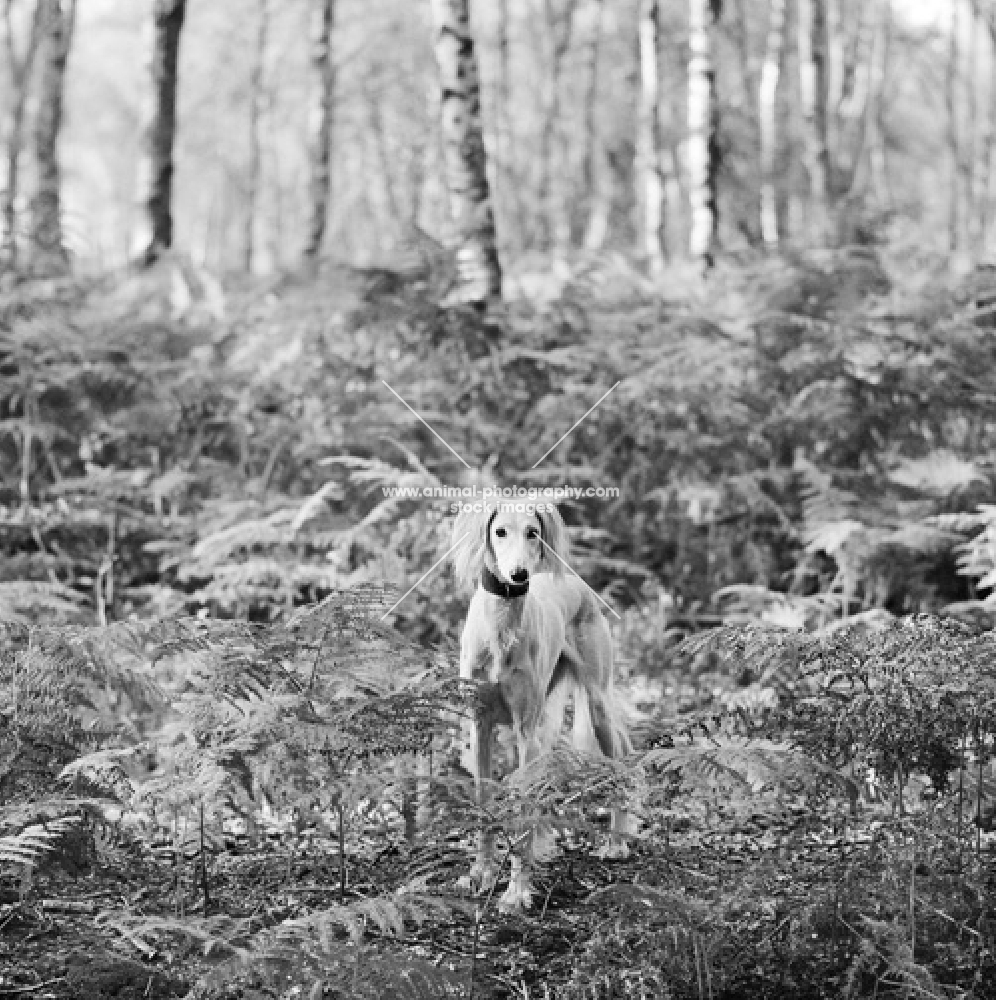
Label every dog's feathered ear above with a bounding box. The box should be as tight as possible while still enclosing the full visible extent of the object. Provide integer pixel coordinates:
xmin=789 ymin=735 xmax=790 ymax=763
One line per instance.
xmin=451 ymin=505 xmax=494 ymax=591
xmin=537 ymin=505 xmax=569 ymax=575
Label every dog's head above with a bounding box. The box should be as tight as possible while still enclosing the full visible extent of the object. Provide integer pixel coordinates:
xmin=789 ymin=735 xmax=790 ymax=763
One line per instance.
xmin=452 ymin=504 xmax=569 ymax=591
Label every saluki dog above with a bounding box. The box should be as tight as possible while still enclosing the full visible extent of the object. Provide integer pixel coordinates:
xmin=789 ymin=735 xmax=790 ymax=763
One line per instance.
xmin=451 ymin=502 xmax=632 ymax=911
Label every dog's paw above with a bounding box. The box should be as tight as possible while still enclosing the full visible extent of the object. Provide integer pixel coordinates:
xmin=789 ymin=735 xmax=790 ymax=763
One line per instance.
xmin=456 ymin=862 xmax=497 ymax=895
xmin=497 ymin=876 xmax=533 ymax=914
xmin=595 ymin=841 xmax=631 ymax=861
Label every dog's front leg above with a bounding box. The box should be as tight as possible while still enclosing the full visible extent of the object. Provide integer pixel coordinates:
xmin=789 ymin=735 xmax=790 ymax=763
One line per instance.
xmin=455 ymin=696 xmax=497 ymax=891
xmin=497 ymin=725 xmax=545 ymax=913
xmin=473 ymin=706 xmax=496 ymax=886
xmin=597 ymin=808 xmax=633 ymax=860
xmin=456 ymin=675 xmax=510 ymax=892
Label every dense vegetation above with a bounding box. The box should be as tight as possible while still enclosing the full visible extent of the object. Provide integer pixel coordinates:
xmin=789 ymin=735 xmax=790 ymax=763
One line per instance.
xmin=0 ymin=247 xmax=995 ymax=998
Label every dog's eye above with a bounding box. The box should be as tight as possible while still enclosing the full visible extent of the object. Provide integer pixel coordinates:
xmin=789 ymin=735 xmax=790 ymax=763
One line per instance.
xmin=495 ymin=527 xmax=507 ymax=538
xmin=526 ymin=529 xmax=538 ymax=539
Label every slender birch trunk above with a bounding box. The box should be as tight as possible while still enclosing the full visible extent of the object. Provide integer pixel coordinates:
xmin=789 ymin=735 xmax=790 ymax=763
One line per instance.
xmin=132 ymin=0 xmax=187 ymax=269
xmin=366 ymin=79 xmax=403 ymax=224
xmin=245 ymin=0 xmax=268 ymax=273
xmin=841 ymin=0 xmax=886 ymax=195
xmin=303 ymin=0 xmax=335 ymax=263
xmin=967 ymin=2 xmax=980 ymax=249
xmin=946 ymin=0 xmax=960 ymax=252
xmin=827 ymin=0 xmax=842 ymax=160
xmin=798 ymin=0 xmax=830 ymax=242
xmin=688 ymin=0 xmax=720 ymax=270
xmin=867 ymin=0 xmax=892 ymax=210
xmin=980 ymin=6 xmax=996 ymax=254
xmin=498 ymin=0 xmax=511 ymax=165
xmin=581 ymin=0 xmax=603 ymax=244
xmin=429 ymin=0 xmax=502 ymax=304
xmin=491 ymin=0 xmax=510 ymax=223
xmin=835 ymin=2 xmax=873 ymax=183
xmin=759 ymin=0 xmax=786 ymax=247
xmin=664 ymin=36 xmax=687 ymax=250
xmin=732 ymin=0 xmax=758 ymax=131
xmin=537 ymin=0 xmax=578 ymax=248
xmin=496 ymin=0 xmax=529 ymax=249
xmin=637 ymin=0 xmax=666 ymax=276
xmin=733 ymin=0 xmax=760 ymax=237
xmin=1 ymin=0 xmax=45 ymax=276
xmin=663 ymin=122 xmax=684 ymax=251
xmin=29 ymin=0 xmax=75 ymax=277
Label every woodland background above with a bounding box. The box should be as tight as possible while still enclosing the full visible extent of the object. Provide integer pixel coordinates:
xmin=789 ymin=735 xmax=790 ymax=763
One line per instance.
xmin=3 ymin=1 xmax=996 ymax=999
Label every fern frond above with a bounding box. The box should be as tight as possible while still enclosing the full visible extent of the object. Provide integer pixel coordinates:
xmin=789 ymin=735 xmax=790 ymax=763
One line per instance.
xmin=291 ymin=481 xmax=344 ymax=532
xmin=889 ymin=450 xmax=989 ymax=497
xmin=642 ymin=734 xmax=857 ymax=800
xmin=186 ymin=512 xmax=292 ymax=569
xmin=270 ymin=890 xmax=470 ymax=948
xmin=713 ymin=584 xmax=842 ymax=630
xmin=507 ymin=740 xmax=639 ymax=808
xmin=0 ymin=580 xmax=83 ymax=623
xmin=59 ymin=747 xmax=142 ymax=801
xmin=929 ymin=505 xmax=996 ymax=590
xmin=0 ymin=816 xmax=78 ymax=870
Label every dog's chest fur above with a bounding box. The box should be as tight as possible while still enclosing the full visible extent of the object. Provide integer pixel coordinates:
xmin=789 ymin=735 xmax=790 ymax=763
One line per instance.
xmin=476 ymin=594 xmax=527 ymax=683
xmin=462 ymin=590 xmax=550 ymax=679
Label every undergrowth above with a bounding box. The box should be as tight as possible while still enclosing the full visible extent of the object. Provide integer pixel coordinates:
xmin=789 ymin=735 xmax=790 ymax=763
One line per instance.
xmin=1 ymin=252 xmax=996 ymax=996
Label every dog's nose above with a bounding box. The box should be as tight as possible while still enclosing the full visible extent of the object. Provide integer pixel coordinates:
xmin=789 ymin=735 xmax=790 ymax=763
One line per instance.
xmin=510 ymin=569 xmax=528 ymax=584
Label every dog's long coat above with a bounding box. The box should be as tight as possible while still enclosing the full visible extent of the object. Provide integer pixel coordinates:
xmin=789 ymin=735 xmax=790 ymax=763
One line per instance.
xmin=451 ymin=503 xmax=631 ymax=910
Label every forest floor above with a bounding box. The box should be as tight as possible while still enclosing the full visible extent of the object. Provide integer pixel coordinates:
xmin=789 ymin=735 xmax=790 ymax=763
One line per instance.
xmin=3 ymin=250 xmax=996 ymax=998
xmin=6 ymin=803 xmax=979 ymax=1000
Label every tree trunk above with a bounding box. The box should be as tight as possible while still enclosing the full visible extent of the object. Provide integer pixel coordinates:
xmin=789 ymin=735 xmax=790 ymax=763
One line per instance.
xmin=844 ymin=0 xmax=891 ymax=208
xmin=759 ymin=0 xmax=786 ymax=247
xmin=304 ymin=0 xmax=335 ymax=263
xmin=1 ymin=0 xmax=45 ymax=277
xmin=688 ymin=0 xmax=720 ymax=270
xmin=495 ymin=0 xmax=529 ymax=250
xmin=537 ymin=0 xmax=578 ymax=249
xmin=245 ymin=0 xmax=268 ymax=273
xmin=429 ymin=0 xmax=502 ymax=305
xmin=867 ymin=0 xmax=892 ymax=211
xmin=733 ymin=0 xmax=760 ymax=239
xmin=962 ymin=5 xmax=980 ymax=239
xmin=664 ymin=35 xmax=688 ymax=252
xmin=979 ymin=3 xmax=996 ymax=254
xmin=966 ymin=1 xmax=980 ymax=250
xmin=497 ymin=0 xmax=511 ymax=167
xmin=827 ymin=0 xmax=842 ymax=157
xmin=581 ymin=0 xmax=603 ymax=246
xmin=28 ymin=0 xmax=75 ymax=278
xmin=835 ymin=1 xmax=875 ymax=184
xmin=798 ymin=0 xmax=829 ymax=242
xmin=637 ymin=0 xmax=666 ymax=276
xmin=132 ymin=0 xmax=186 ymax=269
xmin=946 ymin=0 xmax=960 ymax=252
xmin=732 ymin=0 xmax=758 ymax=133
xmin=365 ymin=76 xmax=404 ymax=227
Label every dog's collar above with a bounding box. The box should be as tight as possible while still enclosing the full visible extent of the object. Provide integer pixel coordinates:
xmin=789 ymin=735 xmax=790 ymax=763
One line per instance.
xmin=481 ymin=566 xmax=529 ymax=599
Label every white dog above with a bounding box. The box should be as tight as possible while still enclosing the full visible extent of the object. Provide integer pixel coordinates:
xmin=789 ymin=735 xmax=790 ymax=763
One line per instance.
xmin=450 ymin=502 xmax=631 ymax=911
